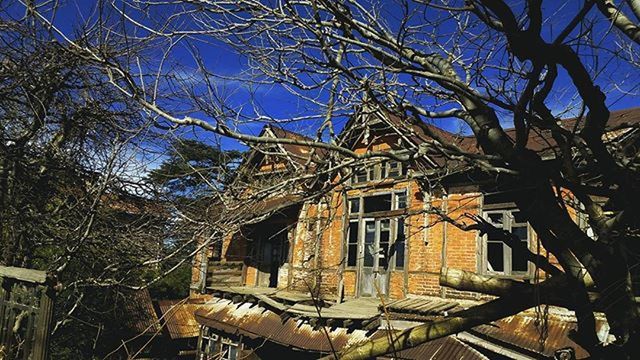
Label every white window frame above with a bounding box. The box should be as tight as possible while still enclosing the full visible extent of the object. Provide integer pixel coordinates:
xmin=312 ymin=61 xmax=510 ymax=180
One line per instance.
xmin=481 ymin=209 xmax=531 ymax=277
xmin=220 ymin=338 xmax=240 ymax=360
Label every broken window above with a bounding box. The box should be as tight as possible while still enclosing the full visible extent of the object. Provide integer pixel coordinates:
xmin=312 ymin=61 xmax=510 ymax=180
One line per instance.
xmin=220 ymin=338 xmax=239 ymax=360
xmin=363 ymin=194 xmax=392 ymax=213
xmin=483 ymin=209 xmax=530 ymax=276
xmin=199 ymin=327 xmax=219 ymax=360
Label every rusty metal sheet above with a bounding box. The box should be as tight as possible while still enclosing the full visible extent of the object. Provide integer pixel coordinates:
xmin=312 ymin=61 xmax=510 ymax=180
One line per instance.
xmin=121 ymin=289 xmax=161 ymax=334
xmin=471 ymin=314 xmax=608 ymax=359
xmin=374 ymin=332 xmax=489 ymax=360
xmin=195 ymin=298 xmax=372 ymax=353
xmin=196 ymin=297 xmax=491 ymax=359
xmin=157 ymin=299 xmax=205 ymax=339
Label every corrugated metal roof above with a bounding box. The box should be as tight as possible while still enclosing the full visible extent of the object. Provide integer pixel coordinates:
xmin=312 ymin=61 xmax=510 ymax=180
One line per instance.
xmin=195 ymin=298 xmax=371 ymax=353
xmin=470 ymin=314 xmax=609 ymax=359
xmin=121 ymin=289 xmax=161 ymax=334
xmin=157 ymin=299 xmax=204 ymax=339
xmin=375 ymin=333 xmax=489 ymax=360
xmin=385 ymin=297 xmax=460 ymax=316
xmin=195 ymin=297 xmax=488 ymax=359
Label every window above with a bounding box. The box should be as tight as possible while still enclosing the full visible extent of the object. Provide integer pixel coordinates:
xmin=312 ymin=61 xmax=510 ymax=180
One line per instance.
xmin=378 ymin=219 xmax=391 ymax=269
xmin=346 ymin=191 xmax=408 ymax=269
xmin=199 ymin=327 xmax=219 ymax=360
xmin=363 ymin=194 xmax=392 ymax=213
xmin=387 ymin=161 xmax=405 ymax=178
xmin=483 ymin=209 xmax=530 ymax=276
xmin=396 ymin=191 xmax=407 ymax=209
xmin=394 ymin=218 xmax=405 ymax=269
xmin=353 ymin=169 xmax=368 ymax=184
xmin=349 ymin=198 xmax=360 ymax=214
xmin=351 ymin=161 xmax=406 ymax=184
xmin=221 ymin=338 xmax=239 ymax=360
xmin=347 ymin=221 xmax=359 ymax=267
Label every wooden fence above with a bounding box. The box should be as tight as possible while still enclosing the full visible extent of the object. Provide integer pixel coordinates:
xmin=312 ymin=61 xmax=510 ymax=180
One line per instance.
xmin=0 ymin=266 xmax=56 ymax=360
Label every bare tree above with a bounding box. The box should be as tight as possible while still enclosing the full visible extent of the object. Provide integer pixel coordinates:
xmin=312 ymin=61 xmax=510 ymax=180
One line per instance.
xmin=10 ymin=0 xmax=640 ymax=358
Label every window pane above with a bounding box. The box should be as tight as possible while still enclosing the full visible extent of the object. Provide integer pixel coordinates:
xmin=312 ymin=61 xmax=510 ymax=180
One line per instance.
xmin=512 ymin=244 xmax=528 ymax=272
xmin=379 ymin=220 xmax=390 ymax=269
xmin=487 ymin=213 xmax=504 ymax=227
xmin=349 ymin=198 xmax=360 ymax=214
xmin=487 ymin=242 xmax=504 ymax=272
xmin=363 ymin=194 xmax=392 ymax=213
xmin=368 ymin=165 xmax=377 ymax=181
xmin=348 ymin=222 xmax=359 ymax=244
xmin=512 ymin=225 xmax=527 ymax=241
xmin=395 ymin=219 xmax=405 ymax=269
xmin=347 ymin=245 xmax=358 ymax=267
xmin=396 ymin=191 xmax=407 ymax=209
xmin=354 ymin=169 xmax=367 ymax=183
xmin=512 ymin=211 xmax=527 ymax=224
xmin=380 ymin=219 xmax=390 ymax=232
xmin=388 ymin=161 xmax=402 ymax=178
xmin=364 ymin=221 xmax=375 ymax=267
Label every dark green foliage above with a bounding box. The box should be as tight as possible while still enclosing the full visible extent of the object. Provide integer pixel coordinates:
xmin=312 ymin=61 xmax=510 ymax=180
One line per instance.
xmin=149 ymin=139 xmax=241 ymax=197
xmin=147 ymin=263 xmax=192 ymax=299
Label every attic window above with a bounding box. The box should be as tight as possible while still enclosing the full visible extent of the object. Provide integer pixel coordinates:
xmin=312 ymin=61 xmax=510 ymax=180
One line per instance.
xmin=352 ymin=161 xmax=406 ymax=184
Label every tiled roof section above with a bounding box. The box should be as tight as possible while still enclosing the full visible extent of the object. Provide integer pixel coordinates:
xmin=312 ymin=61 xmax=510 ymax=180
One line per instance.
xmin=121 ymin=289 xmax=161 ymax=334
xmin=157 ymin=299 xmax=204 ymax=339
xmin=470 ymin=314 xmax=610 ymax=359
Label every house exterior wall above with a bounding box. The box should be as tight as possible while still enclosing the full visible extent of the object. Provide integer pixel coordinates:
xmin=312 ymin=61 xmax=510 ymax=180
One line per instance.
xmin=191 ymin=125 xmax=559 ymax=303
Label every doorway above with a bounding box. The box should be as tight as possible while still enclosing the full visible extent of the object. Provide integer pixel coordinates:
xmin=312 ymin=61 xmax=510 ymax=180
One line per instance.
xmin=256 ymin=230 xmax=289 ymax=288
xmin=357 ymin=218 xmax=390 ymax=297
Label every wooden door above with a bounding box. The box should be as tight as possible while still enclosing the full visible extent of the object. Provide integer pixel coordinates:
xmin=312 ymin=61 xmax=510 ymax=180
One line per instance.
xmin=358 ymin=219 xmax=389 ymax=297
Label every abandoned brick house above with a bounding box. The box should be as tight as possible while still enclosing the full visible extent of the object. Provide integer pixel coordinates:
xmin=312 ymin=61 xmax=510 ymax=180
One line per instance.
xmin=188 ymin=106 xmax=640 ymax=360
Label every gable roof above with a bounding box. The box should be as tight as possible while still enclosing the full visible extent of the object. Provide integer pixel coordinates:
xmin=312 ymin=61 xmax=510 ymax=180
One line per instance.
xmin=267 ymin=125 xmax=328 ymax=166
xmin=338 ymin=104 xmax=640 ymax=164
xmin=237 ymin=124 xmax=326 ymax=176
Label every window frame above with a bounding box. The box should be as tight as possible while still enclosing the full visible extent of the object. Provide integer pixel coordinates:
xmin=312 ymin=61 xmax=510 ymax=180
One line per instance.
xmin=345 ymin=190 xmax=408 ymax=271
xmin=220 ymin=338 xmax=240 ymax=360
xmin=481 ymin=208 xmax=532 ymax=277
xmin=351 ymin=161 xmax=406 ymax=185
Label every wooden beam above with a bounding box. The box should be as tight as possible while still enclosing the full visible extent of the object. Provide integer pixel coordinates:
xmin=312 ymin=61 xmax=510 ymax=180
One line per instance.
xmin=0 ymin=266 xmax=48 ymax=284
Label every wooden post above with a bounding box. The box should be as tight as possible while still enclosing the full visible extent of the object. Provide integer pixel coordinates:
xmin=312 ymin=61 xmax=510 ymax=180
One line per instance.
xmin=0 ymin=266 xmax=57 ymax=360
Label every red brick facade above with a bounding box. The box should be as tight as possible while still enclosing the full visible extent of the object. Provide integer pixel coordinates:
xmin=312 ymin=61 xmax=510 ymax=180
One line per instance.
xmin=192 ymin=121 xmax=551 ymax=303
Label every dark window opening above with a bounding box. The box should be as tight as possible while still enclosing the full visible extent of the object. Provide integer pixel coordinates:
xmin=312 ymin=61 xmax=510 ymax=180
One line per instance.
xmin=394 ymin=218 xmax=405 ymax=269
xmin=379 ymin=220 xmax=390 ymax=269
xmin=484 ymin=209 xmax=530 ymax=275
xmin=487 ymin=242 xmax=505 ymax=272
xmin=347 ymin=222 xmax=359 ymax=267
xmin=349 ymin=198 xmax=360 ymax=214
xmin=363 ymin=194 xmax=392 ymax=213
